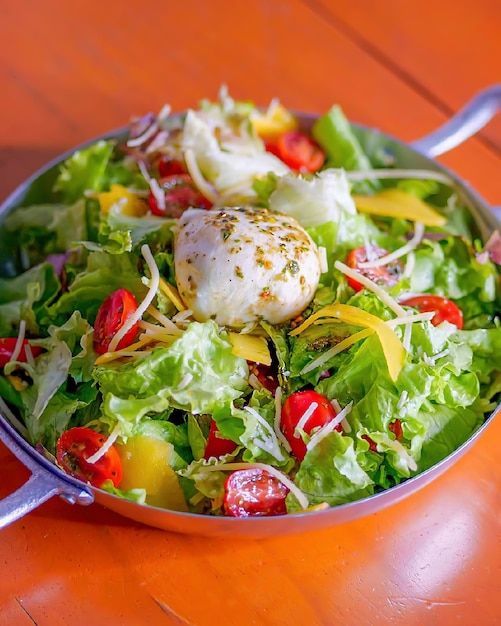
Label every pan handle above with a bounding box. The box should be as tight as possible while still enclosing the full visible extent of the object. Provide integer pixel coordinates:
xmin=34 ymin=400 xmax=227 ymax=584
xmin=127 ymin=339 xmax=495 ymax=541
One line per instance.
xmin=0 ymin=422 xmax=93 ymax=529
xmin=412 ymin=84 xmax=501 ymax=157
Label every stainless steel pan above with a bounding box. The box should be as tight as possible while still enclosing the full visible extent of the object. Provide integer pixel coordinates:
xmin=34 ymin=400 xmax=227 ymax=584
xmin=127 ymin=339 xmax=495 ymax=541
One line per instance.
xmin=1 ymin=85 xmax=500 ymax=537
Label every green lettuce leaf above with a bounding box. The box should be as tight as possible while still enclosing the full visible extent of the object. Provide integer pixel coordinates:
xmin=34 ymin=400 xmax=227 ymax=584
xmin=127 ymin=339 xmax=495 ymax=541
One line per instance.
xmin=289 ymin=430 xmax=374 ymax=510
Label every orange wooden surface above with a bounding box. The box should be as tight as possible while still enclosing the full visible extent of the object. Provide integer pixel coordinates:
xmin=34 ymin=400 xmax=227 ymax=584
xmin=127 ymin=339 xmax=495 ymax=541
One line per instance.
xmin=1 ymin=1 xmax=500 ymax=624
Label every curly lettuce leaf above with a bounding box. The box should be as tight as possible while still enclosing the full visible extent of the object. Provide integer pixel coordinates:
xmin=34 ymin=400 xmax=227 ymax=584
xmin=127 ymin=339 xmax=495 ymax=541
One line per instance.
xmin=289 ymin=430 xmax=374 ymax=510
xmin=93 ymin=321 xmax=249 ymax=437
xmin=54 ymin=140 xmax=145 ymax=204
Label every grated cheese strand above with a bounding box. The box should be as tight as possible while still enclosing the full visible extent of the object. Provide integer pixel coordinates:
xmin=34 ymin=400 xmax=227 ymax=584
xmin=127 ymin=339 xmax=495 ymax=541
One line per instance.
xmin=386 ymin=312 xmax=436 ymax=328
xmin=377 ymin=433 xmax=417 ymax=472
xmin=273 ymin=386 xmax=292 ymax=452
xmin=138 ymin=161 xmax=165 ymax=211
xmin=334 ymin=260 xmax=406 ymax=317
xmin=86 ymin=423 xmax=121 ymax=465
xmin=138 ymin=319 xmax=183 ymax=336
xmin=318 ymin=246 xmax=328 ymax=274
xmin=403 ymin=251 xmax=416 ymax=279
xmin=301 ymin=329 xmax=373 ymax=375
xmin=294 ymin=402 xmax=318 ymax=438
xmin=346 ymin=168 xmax=454 ymax=186
xmin=202 ymin=461 xmax=309 ymax=510
xmin=127 ymin=121 xmax=159 ymax=148
xmin=306 ymin=402 xmax=353 ymax=453
xmin=108 ymin=244 xmax=160 ymax=352
xmin=244 ymin=406 xmax=285 ymax=462
xmin=9 ymin=320 xmax=26 ymax=364
xmin=358 ymin=222 xmax=425 ymax=269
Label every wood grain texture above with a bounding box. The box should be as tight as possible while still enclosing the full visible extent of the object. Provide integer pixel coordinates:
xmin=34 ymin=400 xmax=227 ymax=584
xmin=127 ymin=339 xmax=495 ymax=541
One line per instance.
xmin=0 ymin=1 xmax=500 ymax=624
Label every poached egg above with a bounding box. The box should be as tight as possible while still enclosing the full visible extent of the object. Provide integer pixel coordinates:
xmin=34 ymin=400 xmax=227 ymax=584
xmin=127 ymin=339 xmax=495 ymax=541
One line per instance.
xmin=174 ymin=207 xmax=322 ymax=327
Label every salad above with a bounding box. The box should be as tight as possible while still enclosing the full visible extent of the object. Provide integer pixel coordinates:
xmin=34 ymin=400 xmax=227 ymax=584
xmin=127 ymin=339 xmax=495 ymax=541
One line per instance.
xmin=1 ymin=87 xmax=501 ymax=518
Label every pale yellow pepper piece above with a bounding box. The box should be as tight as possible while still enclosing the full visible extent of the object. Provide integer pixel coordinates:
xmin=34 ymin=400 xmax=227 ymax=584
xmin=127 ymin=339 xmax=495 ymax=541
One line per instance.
xmin=116 ymin=435 xmax=188 ymax=511
xmin=353 ymin=188 xmax=446 ymax=227
xmin=290 ymin=303 xmax=405 ymax=382
xmin=97 ymin=183 xmax=148 ymax=216
xmin=251 ymin=102 xmax=298 ymax=140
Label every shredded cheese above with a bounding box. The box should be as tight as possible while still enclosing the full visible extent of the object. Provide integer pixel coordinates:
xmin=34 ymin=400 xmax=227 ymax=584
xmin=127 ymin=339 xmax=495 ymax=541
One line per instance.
xmin=127 ymin=121 xmax=159 ymax=148
xmin=177 ymin=373 xmax=193 ymax=390
xmin=108 ymin=244 xmax=160 ymax=352
xmin=138 ymin=319 xmax=182 ymax=337
xmin=183 ymin=148 xmax=220 ymax=204
xmin=300 ymin=329 xmax=373 ymax=375
xmin=318 ymin=246 xmax=328 ymax=274
xmin=201 ymin=462 xmax=309 ymax=510
xmin=157 ymin=103 xmax=172 ymax=124
xmin=346 ymin=167 xmax=454 ymax=187
xmin=306 ymin=402 xmax=353 ymax=453
xmin=86 ymin=423 xmax=121 ymax=465
xmin=403 ymin=251 xmax=416 ymax=279
xmin=358 ymin=222 xmax=425 ymax=269
xmin=146 ymin=305 xmax=184 ymax=334
xmin=138 ymin=161 xmax=165 ymax=211
xmin=273 ymin=387 xmax=292 ymax=452
xmin=294 ymin=402 xmax=319 ymax=438
xmin=397 ymin=390 xmax=409 ymax=412
xmin=334 ymin=260 xmax=406 ymax=317
xmin=377 ymin=433 xmax=417 ymax=472
xmin=386 ymin=312 xmax=436 ymax=328
xmin=8 ymin=320 xmax=26 ymax=364
xmin=244 ymin=406 xmax=285 ymax=462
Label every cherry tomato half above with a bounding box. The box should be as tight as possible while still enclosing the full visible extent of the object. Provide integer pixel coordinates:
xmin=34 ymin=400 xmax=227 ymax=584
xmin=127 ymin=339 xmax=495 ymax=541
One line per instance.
xmin=266 ymin=130 xmax=325 ymax=173
xmin=280 ymin=390 xmax=339 ymax=461
xmin=346 ymin=245 xmax=404 ymax=292
xmin=157 ymin=156 xmax=186 ymax=178
xmin=0 ymin=338 xmax=43 ymax=367
xmin=93 ymin=288 xmax=139 ymax=355
xmin=148 ymin=174 xmax=212 ymax=218
xmin=399 ymin=295 xmax=464 ymax=329
xmin=223 ymin=468 xmax=289 ymax=517
xmin=56 ymin=427 xmax=123 ymax=488
xmin=203 ymin=420 xmax=238 ymax=460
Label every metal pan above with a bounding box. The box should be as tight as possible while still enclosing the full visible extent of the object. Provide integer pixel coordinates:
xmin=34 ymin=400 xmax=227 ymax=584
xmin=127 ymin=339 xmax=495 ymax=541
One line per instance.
xmin=1 ymin=85 xmax=500 ymax=538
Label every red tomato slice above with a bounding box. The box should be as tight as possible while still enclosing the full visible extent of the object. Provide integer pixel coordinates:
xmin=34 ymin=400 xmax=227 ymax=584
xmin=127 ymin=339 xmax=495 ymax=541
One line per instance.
xmin=389 ymin=419 xmax=403 ymax=441
xmin=280 ymin=390 xmax=339 ymax=461
xmin=93 ymin=288 xmax=139 ymax=355
xmin=0 ymin=338 xmax=43 ymax=367
xmin=157 ymin=156 xmax=186 ymax=177
xmin=203 ymin=420 xmax=238 ymax=459
xmin=272 ymin=130 xmax=325 ymax=173
xmin=56 ymin=427 xmax=123 ymax=488
xmin=223 ymin=468 xmax=289 ymax=517
xmin=346 ymin=245 xmax=404 ymax=292
xmin=148 ymin=174 xmax=212 ymax=217
xmin=399 ymin=295 xmax=464 ymax=329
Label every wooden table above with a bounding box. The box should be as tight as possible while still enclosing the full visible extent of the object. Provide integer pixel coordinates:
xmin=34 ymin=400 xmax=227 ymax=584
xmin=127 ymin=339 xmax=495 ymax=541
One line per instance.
xmin=1 ymin=1 xmax=500 ymax=623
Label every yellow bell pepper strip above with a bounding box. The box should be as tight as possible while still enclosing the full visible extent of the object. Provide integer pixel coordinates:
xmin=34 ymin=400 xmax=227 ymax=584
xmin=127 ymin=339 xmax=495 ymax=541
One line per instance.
xmin=96 ymin=183 xmax=148 ymax=216
xmin=251 ymin=102 xmax=298 ymax=140
xmin=228 ymin=332 xmax=272 ymax=366
xmin=352 ymin=188 xmax=446 ymax=227
xmin=290 ymin=303 xmax=405 ymax=382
